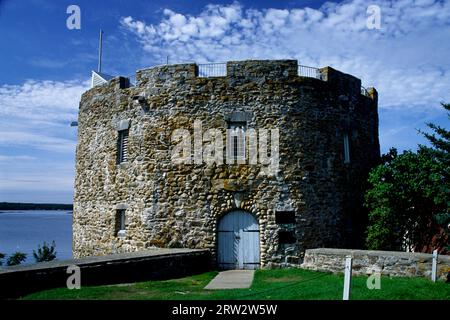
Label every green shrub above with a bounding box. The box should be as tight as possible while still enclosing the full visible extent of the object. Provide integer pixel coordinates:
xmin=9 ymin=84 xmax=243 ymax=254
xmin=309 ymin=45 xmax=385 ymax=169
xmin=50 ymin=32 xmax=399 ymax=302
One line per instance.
xmin=33 ymin=241 xmax=57 ymax=262
xmin=6 ymin=252 xmax=27 ymax=266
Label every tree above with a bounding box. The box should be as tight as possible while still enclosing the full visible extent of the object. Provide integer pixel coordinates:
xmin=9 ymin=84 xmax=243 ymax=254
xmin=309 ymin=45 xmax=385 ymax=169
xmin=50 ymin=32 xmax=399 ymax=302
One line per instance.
xmin=33 ymin=241 xmax=57 ymax=263
xmin=0 ymin=252 xmax=5 ymax=266
xmin=6 ymin=252 xmax=27 ymax=266
xmin=418 ymin=102 xmax=450 ymax=250
xmin=365 ymin=103 xmax=449 ymax=253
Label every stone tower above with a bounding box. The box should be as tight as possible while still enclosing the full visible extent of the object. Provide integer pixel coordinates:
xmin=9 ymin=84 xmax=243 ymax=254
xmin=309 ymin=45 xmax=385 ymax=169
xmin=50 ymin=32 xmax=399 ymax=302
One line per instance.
xmin=73 ymin=60 xmax=380 ymax=268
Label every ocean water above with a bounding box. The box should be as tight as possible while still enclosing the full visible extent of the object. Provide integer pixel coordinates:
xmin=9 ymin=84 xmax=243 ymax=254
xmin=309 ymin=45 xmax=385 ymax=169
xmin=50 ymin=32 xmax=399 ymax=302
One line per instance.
xmin=0 ymin=210 xmax=72 ymax=264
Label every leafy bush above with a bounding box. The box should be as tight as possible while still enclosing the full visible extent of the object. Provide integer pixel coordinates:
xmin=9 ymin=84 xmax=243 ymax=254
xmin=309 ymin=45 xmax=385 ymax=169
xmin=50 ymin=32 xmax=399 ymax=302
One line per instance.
xmin=33 ymin=241 xmax=57 ymax=263
xmin=0 ymin=252 xmax=5 ymax=266
xmin=6 ymin=252 xmax=27 ymax=266
xmin=365 ymin=103 xmax=450 ymax=252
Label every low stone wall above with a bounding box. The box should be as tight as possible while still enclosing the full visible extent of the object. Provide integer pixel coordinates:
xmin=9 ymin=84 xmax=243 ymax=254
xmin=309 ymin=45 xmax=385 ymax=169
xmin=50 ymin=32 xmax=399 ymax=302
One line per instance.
xmin=301 ymin=248 xmax=450 ymax=280
xmin=0 ymin=248 xmax=210 ymax=299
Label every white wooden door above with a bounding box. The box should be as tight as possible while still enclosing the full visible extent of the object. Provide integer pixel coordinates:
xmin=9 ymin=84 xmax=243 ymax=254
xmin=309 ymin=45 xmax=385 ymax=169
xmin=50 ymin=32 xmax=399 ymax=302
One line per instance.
xmin=218 ymin=210 xmax=260 ymax=269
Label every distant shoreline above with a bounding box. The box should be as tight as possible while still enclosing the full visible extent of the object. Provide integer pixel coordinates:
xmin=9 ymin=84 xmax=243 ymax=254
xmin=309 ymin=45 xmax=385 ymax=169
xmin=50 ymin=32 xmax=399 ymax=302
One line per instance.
xmin=0 ymin=202 xmax=73 ymax=211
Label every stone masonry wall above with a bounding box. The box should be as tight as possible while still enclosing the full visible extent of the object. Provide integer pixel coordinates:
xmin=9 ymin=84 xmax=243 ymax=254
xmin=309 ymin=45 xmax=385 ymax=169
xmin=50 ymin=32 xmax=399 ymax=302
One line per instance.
xmin=301 ymin=248 xmax=450 ymax=280
xmin=73 ymin=60 xmax=380 ymax=267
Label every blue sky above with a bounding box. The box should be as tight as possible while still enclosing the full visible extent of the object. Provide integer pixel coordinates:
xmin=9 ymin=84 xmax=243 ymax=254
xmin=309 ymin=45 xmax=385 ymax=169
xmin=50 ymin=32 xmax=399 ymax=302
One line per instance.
xmin=0 ymin=0 xmax=449 ymax=203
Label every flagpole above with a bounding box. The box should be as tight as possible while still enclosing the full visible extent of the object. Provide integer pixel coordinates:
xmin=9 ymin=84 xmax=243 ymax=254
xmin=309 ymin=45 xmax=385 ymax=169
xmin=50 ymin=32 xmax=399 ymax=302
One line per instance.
xmin=98 ymin=29 xmax=103 ymax=73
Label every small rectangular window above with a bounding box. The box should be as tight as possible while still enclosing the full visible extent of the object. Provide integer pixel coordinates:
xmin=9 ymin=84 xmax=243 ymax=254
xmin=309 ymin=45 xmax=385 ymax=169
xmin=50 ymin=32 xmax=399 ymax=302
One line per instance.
xmin=228 ymin=122 xmax=246 ymax=161
xmin=117 ymin=129 xmax=129 ymax=164
xmin=115 ymin=209 xmax=126 ymax=235
xmin=278 ymin=230 xmax=296 ymax=244
xmin=275 ymin=211 xmax=296 ymax=224
xmin=343 ymin=133 xmax=350 ymax=164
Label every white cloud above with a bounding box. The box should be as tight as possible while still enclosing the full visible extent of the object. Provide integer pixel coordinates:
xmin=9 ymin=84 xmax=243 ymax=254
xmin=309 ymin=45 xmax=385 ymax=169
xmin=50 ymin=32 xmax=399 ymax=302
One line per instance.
xmin=0 ymin=130 xmax=76 ymax=153
xmin=0 ymin=160 xmax=75 ymax=191
xmin=0 ymin=79 xmax=86 ymax=200
xmin=0 ymin=79 xmax=89 ymax=153
xmin=120 ymin=0 xmax=450 ymax=111
xmin=0 ymin=80 xmax=89 ymax=122
xmin=29 ymin=57 xmax=68 ymax=69
xmin=0 ymin=155 xmax=37 ymax=161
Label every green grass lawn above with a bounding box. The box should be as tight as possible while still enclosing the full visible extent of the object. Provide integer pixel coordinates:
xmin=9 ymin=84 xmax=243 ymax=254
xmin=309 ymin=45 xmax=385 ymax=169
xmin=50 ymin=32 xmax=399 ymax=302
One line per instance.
xmin=23 ymin=268 xmax=450 ymax=300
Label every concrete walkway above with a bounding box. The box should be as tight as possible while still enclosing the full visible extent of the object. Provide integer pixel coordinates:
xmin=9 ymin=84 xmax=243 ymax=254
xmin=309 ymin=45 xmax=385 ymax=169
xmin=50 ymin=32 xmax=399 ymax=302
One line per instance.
xmin=204 ymin=270 xmax=255 ymax=290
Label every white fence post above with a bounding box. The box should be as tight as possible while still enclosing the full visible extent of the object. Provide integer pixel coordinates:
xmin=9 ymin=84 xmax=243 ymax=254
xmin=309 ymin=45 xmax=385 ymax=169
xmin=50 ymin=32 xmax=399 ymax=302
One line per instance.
xmin=431 ymin=249 xmax=438 ymax=282
xmin=343 ymin=255 xmax=353 ymax=300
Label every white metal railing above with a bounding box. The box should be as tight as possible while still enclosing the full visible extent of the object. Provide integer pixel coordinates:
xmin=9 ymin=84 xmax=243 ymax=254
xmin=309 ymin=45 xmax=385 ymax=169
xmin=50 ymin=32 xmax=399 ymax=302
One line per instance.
xmin=128 ymin=63 xmax=371 ymax=97
xmin=198 ymin=63 xmax=227 ymax=77
xmin=298 ymin=65 xmax=370 ymax=97
xmin=298 ymin=65 xmax=322 ymax=80
xmin=361 ymin=86 xmax=370 ymax=97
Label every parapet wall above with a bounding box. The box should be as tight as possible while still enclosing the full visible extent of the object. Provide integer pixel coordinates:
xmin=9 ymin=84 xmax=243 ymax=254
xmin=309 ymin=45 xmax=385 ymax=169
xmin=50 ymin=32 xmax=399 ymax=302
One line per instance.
xmin=133 ymin=60 xmax=375 ymax=99
xmin=301 ymin=248 xmax=450 ymax=280
xmin=226 ymin=60 xmax=298 ymax=79
xmin=0 ymin=249 xmax=210 ymax=299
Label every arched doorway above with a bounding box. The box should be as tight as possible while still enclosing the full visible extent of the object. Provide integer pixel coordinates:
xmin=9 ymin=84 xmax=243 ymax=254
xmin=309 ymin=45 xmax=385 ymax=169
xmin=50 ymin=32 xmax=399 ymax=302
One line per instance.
xmin=217 ymin=210 xmax=260 ymax=269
